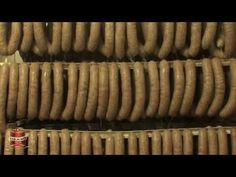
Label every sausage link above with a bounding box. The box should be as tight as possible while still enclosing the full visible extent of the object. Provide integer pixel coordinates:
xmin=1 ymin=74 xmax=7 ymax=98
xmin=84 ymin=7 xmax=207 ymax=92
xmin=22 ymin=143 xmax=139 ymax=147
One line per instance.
xmin=20 ymin=22 xmax=33 ymax=53
xmin=130 ymin=62 xmax=145 ymax=122
xmin=114 ymin=132 xmax=125 ymax=155
xmin=117 ymin=63 xmax=132 ymax=121
xmin=152 ymin=130 xmax=161 ymax=155
xmin=74 ymin=63 xmax=90 ymax=121
xmin=48 ymin=22 xmax=62 ymax=55
xmin=16 ymin=63 xmax=29 ymax=120
xmin=168 ymin=60 xmax=185 ymax=117
xmin=175 ymin=22 xmax=187 ymax=50
xmin=87 ymin=22 xmax=101 ymax=52
xmin=183 ymin=129 xmax=193 ymax=155
xmin=201 ymin=22 xmax=217 ymax=50
xmin=127 ymin=22 xmax=139 ymax=57
xmin=128 ymin=132 xmax=138 ymax=155
xmin=97 ymin=63 xmax=109 ymax=120
xmin=92 ymin=134 xmax=103 ymax=155
xmin=74 ymin=22 xmax=87 ymax=52
xmin=4 ymin=129 xmax=13 ymax=155
xmin=61 ymin=129 xmax=71 ymax=155
xmin=139 ymin=131 xmax=149 ymax=155
xmin=71 ymin=131 xmax=81 ymax=155
xmin=8 ymin=22 xmax=22 ymax=55
xmin=208 ymin=58 xmax=225 ymax=117
xmin=105 ymin=134 xmax=114 ymax=155
xmin=143 ymin=22 xmax=158 ymax=55
xmin=223 ymin=22 xmax=235 ymax=57
xmin=39 ymin=63 xmax=52 ymax=121
xmin=27 ymin=63 xmax=40 ymax=120
xmin=106 ymin=63 xmax=119 ymax=121
xmin=146 ymin=61 xmax=159 ymax=118
xmin=38 ymin=129 xmax=48 ymax=155
xmin=218 ymin=127 xmax=228 ymax=155
xmin=62 ymin=63 xmax=78 ymax=121
xmin=220 ymin=60 xmax=236 ymax=118
xmin=180 ymin=60 xmax=196 ymax=116
xmin=195 ymin=59 xmax=214 ymax=117
xmin=198 ymin=128 xmax=208 ymax=155
xmin=162 ymin=130 xmax=172 ymax=155
xmin=50 ymin=63 xmax=64 ymax=120
xmin=84 ymin=63 xmax=98 ymax=121
xmin=0 ymin=23 xmax=8 ymax=55
xmin=61 ymin=22 xmax=72 ymax=53
xmin=115 ymin=22 xmax=126 ymax=59
xmin=7 ymin=63 xmax=18 ymax=121
xmin=172 ymin=129 xmax=183 ymax=155
xmin=231 ymin=128 xmax=236 ymax=155
xmin=158 ymin=60 xmax=170 ymax=117
xmin=207 ymin=127 xmax=218 ymax=155
xmin=50 ymin=130 xmax=60 ymax=155
xmin=27 ymin=130 xmax=37 ymax=155
xmin=81 ymin=132 xmax=91 ymax=155
xmin=33 ymin=22 xmax=48 ymax=54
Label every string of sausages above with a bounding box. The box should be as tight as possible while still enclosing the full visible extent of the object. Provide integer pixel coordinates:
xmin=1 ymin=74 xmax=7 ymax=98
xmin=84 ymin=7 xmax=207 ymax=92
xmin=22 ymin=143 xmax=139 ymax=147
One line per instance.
xmin=0 ymin=22 xmax=236 ymax=59
xmin=1 ymin=58 xmax=236 ymax=133
xmin=3 ymin=127 xmax=235 ymax=155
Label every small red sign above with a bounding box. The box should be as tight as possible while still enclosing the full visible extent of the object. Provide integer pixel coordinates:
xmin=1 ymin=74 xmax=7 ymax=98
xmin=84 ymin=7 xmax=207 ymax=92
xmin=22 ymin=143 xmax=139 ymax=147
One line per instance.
xmin=10 ymin=128 xmax=27 ymax=148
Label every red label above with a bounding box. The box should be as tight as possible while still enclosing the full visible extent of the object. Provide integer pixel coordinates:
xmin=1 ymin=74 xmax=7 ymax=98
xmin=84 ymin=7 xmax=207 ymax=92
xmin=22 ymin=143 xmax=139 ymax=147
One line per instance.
xmin=10 ymin=128 xmax=27 ymax=148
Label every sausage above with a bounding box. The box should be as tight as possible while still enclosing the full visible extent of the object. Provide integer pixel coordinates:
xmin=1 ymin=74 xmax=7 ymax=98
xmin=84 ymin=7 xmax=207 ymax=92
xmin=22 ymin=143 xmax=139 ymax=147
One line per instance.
xmin=20 ymin=22 xmax=33 ymax=53
xmin=146 ymin=61 xmax=159 ymax=118
xmin=106 ymin=63 xmax=119 ymax=121
xmin=183 ymin=129 xmax=193 ymax=155
xmin=0 ymin=64 xmax=9 ymax=133
xmin=32 ymin=41 xmax=44 ymax=57
xmin=180 ymin=60 xmax=196 ymax=116
xmin=96 ymin=63 xmax=109 ymax=120
xmin=99 ymin=22 xmax=114 ymax=57
xmin=74 ymin=63 xmax=90 ymax=121
xmin=115 ymin=22 xmax=126 ymax=59
xmin=92 ymin=134 xmax=103 ymax=155
xmin=172 ymin=129 xmax=183 ymax=155
xmin=195 ymin=59 xmax=214 ymax=117
xmin=207 ymin=127 xmax=218 ymax=155
xmin=27 ymin=63 xmax=40 ymax=120
xmin=162 ymin=130 xmax=172 ymax=155
xmin=183 ymin=22 xmax=202 ymax=57
xmin=152 ymin=130 xmax=161 ymax=155
xmin=143 ymin=22 xmax=158 ymax=55
xmin=50 ymin=63 xmax=64 ymax=120
xmin=7 ymin=63 xmax=18 ymax=121
xmin=27 ymin=130 xmax=37 ymax=155
xmin=217 ymin=28 xmax=225 ymax=48
xmin=81 ymin=132 xmax=91 ymax=155
xmin=219 ymin=60 xmax=236 ymax=118
xmin=198 ymin=128 xmax=208 ymax=155
xmin=84 ymin=63 xmax=98 ymax=121
xmin=218 ymin=127 xmax=228 ymax=155
xmin=201 ymin=22 xmax=217 ymax=50
xmin=39 ymin=63 xmax=52 ymax=121
xmin=175 ymin=22 xmax=187 ymax=50
xmin=62 ymin=63 xmax=78 ymax=121
xmin=158 ymin=60 xmax=170 ymax=117
xmin=15 ymin=144 xmax=25 ymax=155
xmin=87 ymin=22 xmax=101 ymax=52
xmin=0 ymin=22 xmax=8 ymax=55
xmin=207 ymin=58 xmax=225 ymax=117
xmin=231 ymin=128 xmax=236 ymax=155
xmin=158 ymin=22 xmax=174 ymax=59
xmin=127 ymin=22 xmax=139 ymax=57
xmin=4 ymin=129 xmax=14 ymax=155
xmin=223 ymin=22 xmax=235 ymax=57
xmin=38 ymin=129 xmax=48 ymax=155
xmin=48 ymin=22 xmax=62 ymax=55
xmin=105 ymin=134 xmax=114 ymax=155
xmin=16 ymin=63 xmax=29 ymax=120
xmin=117 ymin=63 xmax=132 ymax=121
xmin=139 ymin=131 xmax=149 ymax=155
xmin=74 ymin=22 xmax=87 ymax=52
xmin=71 ymin=131 xmax=81 ymax=155
xmin=61 ymin=22 xmax=72 ymax=53
xmin=33 ymin=22 xmax=48 ymax=54
xmin=128 ymin=132 xmax=138 ymax=155
xmin=61 ymin=129 xmax=70 ymax=155
xmin=7 ymin=22 xmax=22 ymax=55
xmin=50 ymin=130 xmax=60 ymax=155
xmin=130 ymin=62 xmax=146 ymax=122
xmin=114 ymin=132 xmax=124 ymax=155
xmin=168 ymin=60 xmax=185 ymax=117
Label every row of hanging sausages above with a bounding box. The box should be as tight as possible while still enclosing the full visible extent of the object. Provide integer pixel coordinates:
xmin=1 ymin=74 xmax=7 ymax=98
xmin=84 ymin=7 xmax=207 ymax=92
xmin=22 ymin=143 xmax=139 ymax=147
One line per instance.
xmin=1 ymin=58 xmax=236 ymax=133
xmin=3 ymin=127 xmax=235 ymax=155
xmin=0 ymin=22 xmax=235 ymax=59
